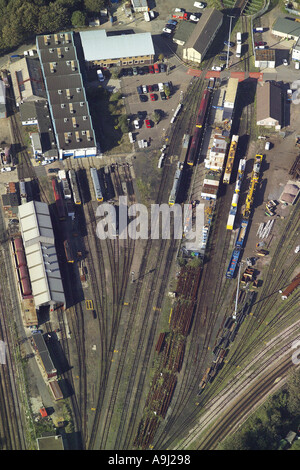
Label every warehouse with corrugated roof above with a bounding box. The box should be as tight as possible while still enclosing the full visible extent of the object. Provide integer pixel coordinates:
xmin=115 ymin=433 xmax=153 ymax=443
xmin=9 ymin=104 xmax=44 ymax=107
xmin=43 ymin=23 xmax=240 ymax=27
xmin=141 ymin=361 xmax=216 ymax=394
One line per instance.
xmin=18 ymin=201 xmax=65 ymax=311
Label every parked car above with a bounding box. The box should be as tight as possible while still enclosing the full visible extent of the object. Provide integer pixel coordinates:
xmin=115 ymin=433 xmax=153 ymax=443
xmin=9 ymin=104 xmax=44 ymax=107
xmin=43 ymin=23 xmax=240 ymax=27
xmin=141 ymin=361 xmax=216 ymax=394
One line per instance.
xmin=160 ymin=91 xmax=166 ymax=100
xmin=127 ymin=68 xmax=133 ymax=76
xmin=97 ymin=69 xmax=104 ymax=81
xmin=150 ymin=93 xmax=157 ymax=101
xmin=166 ymin=23 xmax=176 ymax=30
xmin=282 ymin=58 xmax=288 ymax=66
xmin=224 ymin=40 xmax=234 ymax=47
xmin=152 ymin=84 xmax=159 ymax=92
xmin=139 ymin=95 xmax=148 ymax=102
xmin=133 ymin=119 xmax=140 ymax=129
xmin=163 ymin=27 xmax=173 ymax=34
xmin=174 ymin=8 xmax=185 ymax=12
xmin=142 ymin=85 xmax=148 ymax=93
xmin=143 ymin=65 xmax=149 ymax=74
xmin=149 ymin=11 xmax=155 ymax=19
xmin=1 ymin=167 xmax=12 ymax=172
xmin=48 ymin=168 xmax=59 ymax=173
xmin=120 ymin=68 xmax=128 ymax=77
xmin=219 ymin=55 xmax=227 ymax=61
xmin=133 ymin=67 xmax=138 ymax=75
xmin=168 ymin=19 xmax=178 ymax=26
xmin=154 ymin=63 xmax=160 ymax=73
xmin=137 ymin=85 xmax=143 ymax=94
xmin=160 ymin=63 xmax=166 ymax=72
xmin=212 ymin=66 xmax=222 ymax=71
xmin=145 ymin=119 xmax=151 ymax=128
xmin=265 ymin=141 xmax=271 ymax=150
xmin=194 ymin=2 xmax=205 ymax=8
xmin=148 ymin=85 xmax=153 ymax=93
xmin=149 ymin=65 xmax=154 ymax=73
xmin=158 ymin=82 xmax=164 ymax=92
xmin=254 ymin=41 xmax=265 ymax=46
xmin=190 ymin=14 xmax=199 ymax=22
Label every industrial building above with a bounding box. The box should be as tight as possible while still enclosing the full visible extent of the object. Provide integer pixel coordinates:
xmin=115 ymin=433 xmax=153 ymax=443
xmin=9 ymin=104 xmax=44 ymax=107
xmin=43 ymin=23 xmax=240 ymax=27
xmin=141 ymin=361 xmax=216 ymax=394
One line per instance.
xmin=18 ymin=201 xmax=65 ymax=311
xmin=131 ymin=0 xmax=148 ymax=12
xmin=79 ymin=30 xmax=155 ymax=68
xmin=256 ymin=81 xmax=282 ymax=129
xmin=30 ymin=331 xmax=57 ymax=381
xmin=19 ymin=100 xmax=58 ymax=160
xmin=271 ymin=17 xmax=300 ymax=40
xmin=183 ymin=8 xmax=223 ymax=64
xmin=36 ymin=32 xmax=98 ymax=159
xmin=254 ymin=49 xmax=276 ymax=69
xmin=9 ymin=57 xmax=47 ymax=105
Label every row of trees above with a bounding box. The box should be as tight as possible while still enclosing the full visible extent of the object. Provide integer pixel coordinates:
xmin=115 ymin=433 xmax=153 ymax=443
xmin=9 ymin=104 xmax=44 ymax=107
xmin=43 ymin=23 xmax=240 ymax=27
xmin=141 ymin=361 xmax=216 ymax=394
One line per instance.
xmin=220 ymin=368 xmax=300 ymax=450
xmin=0 ymin=0 xmax=106 ymax=53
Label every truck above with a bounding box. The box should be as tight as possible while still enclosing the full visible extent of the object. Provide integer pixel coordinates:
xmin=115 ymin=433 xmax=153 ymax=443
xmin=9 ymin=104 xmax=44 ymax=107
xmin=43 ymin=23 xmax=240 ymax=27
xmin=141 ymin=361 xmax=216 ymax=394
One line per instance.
xmin=144 ymin=11 xmax=150 ymax=21
xmin=287 ymin=89 xmax=293 ymax=102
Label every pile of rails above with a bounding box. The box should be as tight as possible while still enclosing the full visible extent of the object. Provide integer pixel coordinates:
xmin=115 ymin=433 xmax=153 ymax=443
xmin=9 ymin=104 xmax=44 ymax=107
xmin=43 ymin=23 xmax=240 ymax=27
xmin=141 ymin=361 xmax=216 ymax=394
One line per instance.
xmin=134 ymin=266 xmax=202 ymax=449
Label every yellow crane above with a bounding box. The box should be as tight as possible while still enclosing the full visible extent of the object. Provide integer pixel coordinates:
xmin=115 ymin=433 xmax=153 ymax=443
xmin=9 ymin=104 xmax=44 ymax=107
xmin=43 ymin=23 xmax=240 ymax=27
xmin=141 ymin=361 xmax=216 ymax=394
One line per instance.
xmin=242 ymin=154 xmax=263 ymax=219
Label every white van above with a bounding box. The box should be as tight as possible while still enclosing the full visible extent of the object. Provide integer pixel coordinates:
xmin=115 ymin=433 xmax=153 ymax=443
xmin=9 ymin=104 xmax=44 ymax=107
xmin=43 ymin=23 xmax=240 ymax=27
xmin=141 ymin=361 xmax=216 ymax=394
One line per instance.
xmin=236 ymin=32 xmax=242 ymax=45
xmin=295 ymin=62 xmax=300 ymax=70
xmin=97 ymin=69 xmax=104 ymax=82
xmin=265 ymin=141 xmax=270 ymax=150
xmin=144 ymin=11 xmax=150 ymax=21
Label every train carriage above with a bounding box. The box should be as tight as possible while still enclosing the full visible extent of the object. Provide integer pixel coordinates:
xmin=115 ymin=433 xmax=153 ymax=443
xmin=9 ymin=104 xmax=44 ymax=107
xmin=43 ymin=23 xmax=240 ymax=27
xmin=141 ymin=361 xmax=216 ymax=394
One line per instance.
xmin=195 ymin=89 xmax=211 ymax=129
xmin=186 ymin=127 xmax=201 ymax=166
xmin=90 ymin=168 xmax=104 ymax=202
xmin=68 ymin=169 xmax=81 ymax=205
xmin=52 ymin=178 xmax=66 ymax=220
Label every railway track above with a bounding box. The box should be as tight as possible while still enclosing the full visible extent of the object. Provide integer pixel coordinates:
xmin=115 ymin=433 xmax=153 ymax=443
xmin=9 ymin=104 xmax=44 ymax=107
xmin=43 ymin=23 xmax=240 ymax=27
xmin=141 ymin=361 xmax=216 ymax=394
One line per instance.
xmin=0 ymin=247 xmax=27 ymax=449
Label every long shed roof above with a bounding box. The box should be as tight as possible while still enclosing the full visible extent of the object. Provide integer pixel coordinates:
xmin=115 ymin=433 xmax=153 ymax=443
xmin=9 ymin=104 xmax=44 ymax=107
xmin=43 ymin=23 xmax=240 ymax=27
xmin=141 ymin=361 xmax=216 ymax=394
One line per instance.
xmin=183 ymin=8 xmax=223 ymax=55
xmin=79 ymin=30 xmax=154 ymax=62
xmin=18 ymin=201 xmax=65 ymax=308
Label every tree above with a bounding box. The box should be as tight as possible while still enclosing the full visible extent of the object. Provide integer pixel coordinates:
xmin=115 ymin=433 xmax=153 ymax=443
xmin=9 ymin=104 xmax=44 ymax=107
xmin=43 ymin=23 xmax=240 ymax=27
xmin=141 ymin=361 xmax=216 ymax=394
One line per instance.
xmin=152 ymin=110 xmax=161 ymax=124
xmin=117 ymin=114 xmax=129 ymax=133
xmin=84 ymin=0 xmax=105 ymax=13
xmin=71 ymin=10 xmax=87 ymax=28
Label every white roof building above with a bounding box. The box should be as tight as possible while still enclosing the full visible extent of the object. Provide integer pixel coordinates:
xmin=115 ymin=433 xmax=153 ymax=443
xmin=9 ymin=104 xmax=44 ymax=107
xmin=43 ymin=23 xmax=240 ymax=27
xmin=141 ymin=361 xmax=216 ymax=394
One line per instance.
xmin=79 ymin=30 xmax=154 ymax=64
xmin=18 ymin=201 xmax=65 ymax=310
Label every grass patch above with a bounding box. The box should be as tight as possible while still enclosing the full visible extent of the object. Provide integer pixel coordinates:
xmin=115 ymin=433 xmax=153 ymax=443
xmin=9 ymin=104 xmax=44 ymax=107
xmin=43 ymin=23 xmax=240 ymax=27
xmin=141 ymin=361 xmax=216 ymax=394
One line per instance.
xmin=87 ymin=86 xmax=130 ymax=154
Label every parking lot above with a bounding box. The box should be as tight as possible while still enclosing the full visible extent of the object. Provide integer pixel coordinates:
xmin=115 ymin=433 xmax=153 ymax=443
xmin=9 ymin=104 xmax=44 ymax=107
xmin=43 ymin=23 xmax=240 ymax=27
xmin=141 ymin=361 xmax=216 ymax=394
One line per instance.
xmin=121 ymin=65 xmax=191 ymax=148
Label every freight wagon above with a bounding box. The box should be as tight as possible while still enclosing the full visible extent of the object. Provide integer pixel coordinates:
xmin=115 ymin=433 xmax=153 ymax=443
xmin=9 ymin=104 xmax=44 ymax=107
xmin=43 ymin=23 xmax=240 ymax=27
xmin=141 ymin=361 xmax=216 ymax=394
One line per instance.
xmin=90 ymin=168 xmax=104 ymax=202
xmin=48 ymin=380 xmax=63 ymax=401
xmin=64 ymin=240 xmax=74 ymax=263
xmin=223 ymin=135 xmax=239 ymax=184
xmin=279 ymin=273 xmax=300 ymax=300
